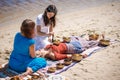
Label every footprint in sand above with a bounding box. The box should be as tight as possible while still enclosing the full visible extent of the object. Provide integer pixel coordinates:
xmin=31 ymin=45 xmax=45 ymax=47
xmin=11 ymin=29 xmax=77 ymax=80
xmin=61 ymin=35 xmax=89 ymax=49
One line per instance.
xmin=0 ymin=35 xmax=4 ymax=38
xmin=5 ymin=50 xmax=11 ymax=54
xmin=5 ymin=56 xmax=9 ymax=60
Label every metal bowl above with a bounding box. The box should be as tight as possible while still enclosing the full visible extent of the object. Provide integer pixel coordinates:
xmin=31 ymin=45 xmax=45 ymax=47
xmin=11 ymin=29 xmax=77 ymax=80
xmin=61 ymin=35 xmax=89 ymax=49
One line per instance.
xmin=89 ymin=33 xmax=99 ymax=40
xmin=72 ymin=54 xmax=83 ymax=62
xmin=56 ymin=63 xmax=64 ymax=69
xmin=10 ymin=76 xmax=21 ymax=80
xmin=31 ymin=74 xmax=39 ymax=79
xmin=63 ymin=37 xmax=71 ymax=43
xmin=64 ymin=58 xmax=72 ymax=66
xmin=99 ymin=39 xmax=110 ymax=46
xmin=52 ymin=39 xmax=61 ymax=46
xmin=47 ymin=67 xmax=56 ymax=73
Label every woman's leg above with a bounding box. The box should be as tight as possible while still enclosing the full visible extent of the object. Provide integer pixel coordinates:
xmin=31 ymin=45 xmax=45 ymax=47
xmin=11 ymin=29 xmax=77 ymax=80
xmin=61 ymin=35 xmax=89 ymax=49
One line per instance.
xmin=28 ymin=58 xmax=47 ymax=72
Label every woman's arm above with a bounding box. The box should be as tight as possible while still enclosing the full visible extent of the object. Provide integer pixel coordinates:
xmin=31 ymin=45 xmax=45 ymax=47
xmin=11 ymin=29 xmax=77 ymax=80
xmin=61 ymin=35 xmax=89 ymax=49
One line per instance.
xmin=36 ymin=25 xmax=50 ymax=36
xmin=49 ymin=24 xmax=53 ymax=32
xmin=29 ymin=44 xmax=36 ymax=58
xmin=48 ymin=25 xmax=54 ymax=42
xmin=36 ymin=15 xmax=49 ymax=36
xmin=49 ymin=24 xmax=54 ymax=35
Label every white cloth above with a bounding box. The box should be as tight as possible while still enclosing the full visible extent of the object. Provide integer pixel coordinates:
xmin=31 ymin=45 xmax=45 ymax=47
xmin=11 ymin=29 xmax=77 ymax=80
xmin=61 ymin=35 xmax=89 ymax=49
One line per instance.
xmin=34 ymin=14 xmax=51 ymax=50
xmin=47 ymin=74 xmax=66 ymax=80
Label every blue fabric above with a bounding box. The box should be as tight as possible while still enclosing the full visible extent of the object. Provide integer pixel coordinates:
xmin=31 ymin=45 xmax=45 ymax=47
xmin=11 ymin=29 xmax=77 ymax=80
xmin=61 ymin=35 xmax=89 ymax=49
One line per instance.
xmin=9 ymin=32 xmax=46 ymax=73
xmin=70 ymin=41 xmax=83 ymax=53
xmin=28 ymin=58 xmax=46 ymax=72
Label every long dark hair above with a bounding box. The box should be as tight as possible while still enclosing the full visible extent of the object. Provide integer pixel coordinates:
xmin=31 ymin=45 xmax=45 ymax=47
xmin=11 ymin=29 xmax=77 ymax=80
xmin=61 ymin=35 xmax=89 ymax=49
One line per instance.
xmin=43 ymin=5 xmax=57 ymax=27
xmin=21 ymin=19 xmax=35 ymax=38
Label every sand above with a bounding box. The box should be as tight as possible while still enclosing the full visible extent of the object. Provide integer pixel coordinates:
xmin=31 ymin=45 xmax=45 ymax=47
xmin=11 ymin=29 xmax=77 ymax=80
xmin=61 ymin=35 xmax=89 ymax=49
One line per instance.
xmin=0 ymin=0 xmax=120 ymax=80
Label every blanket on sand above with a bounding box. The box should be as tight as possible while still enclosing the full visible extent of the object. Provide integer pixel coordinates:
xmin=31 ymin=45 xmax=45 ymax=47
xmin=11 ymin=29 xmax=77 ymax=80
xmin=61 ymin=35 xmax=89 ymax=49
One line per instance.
xmin=0 ymin=36 xmax=117 ymax=80
xmin=0 ymin=46 xmax=102 ymax=80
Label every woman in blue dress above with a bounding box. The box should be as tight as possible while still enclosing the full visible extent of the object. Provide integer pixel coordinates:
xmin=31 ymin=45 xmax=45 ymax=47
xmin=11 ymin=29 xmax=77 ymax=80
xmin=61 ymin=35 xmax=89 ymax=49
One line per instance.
xmin=8 ymin=19 xmax=47 ymax=76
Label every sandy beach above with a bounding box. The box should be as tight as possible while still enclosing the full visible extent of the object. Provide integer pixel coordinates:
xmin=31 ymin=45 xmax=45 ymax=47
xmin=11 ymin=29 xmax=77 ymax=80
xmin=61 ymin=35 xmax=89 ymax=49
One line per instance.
xmin=0 ymin=0 xmax=120 ymax=80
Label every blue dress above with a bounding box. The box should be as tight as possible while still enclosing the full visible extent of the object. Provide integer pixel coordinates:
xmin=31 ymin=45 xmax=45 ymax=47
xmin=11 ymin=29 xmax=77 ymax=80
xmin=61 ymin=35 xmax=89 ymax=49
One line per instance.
xmin=9 ymin=32 xmax=46 ymax=73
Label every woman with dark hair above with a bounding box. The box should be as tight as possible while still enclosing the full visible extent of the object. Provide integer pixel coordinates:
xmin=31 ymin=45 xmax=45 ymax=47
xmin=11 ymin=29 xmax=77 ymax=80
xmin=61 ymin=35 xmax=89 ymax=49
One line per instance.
xmin=8 ymin=19 xmax=47 ymax=77
xmin=34 ymin=5 xmax=57 ymax=50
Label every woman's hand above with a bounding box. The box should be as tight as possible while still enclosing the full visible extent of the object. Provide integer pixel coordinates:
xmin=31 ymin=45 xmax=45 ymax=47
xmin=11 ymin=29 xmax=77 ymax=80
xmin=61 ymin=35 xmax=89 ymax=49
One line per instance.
xmin=49 ymin=32 xmax=54 ymax=36
xmin=46 ymin=32 xmax=54 ymax=37
xmin=48 ymin=36 xmax=52 ymax=42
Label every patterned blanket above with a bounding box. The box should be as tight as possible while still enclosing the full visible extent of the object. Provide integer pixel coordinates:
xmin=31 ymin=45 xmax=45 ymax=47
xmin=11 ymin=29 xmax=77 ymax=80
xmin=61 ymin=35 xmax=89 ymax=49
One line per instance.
xmin=0 ymin=46 xmax=102 ymax=80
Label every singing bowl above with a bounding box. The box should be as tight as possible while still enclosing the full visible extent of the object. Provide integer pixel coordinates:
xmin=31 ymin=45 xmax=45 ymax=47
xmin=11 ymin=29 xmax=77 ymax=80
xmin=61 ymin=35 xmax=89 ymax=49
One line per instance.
xmin=89 ymin=33 xmax=99 ymax=40
xmin=56 ymin=63 xmax=64 ymax=69
xmin=99 ymin=39 xmax=110 ymax=46
xmin=27 ymin=78 xmax=33 ymax=80
xmin=64 ymin=58 xmax=72 ymax=66
xmin=31 ymin=74 xmax=39 ymax=79
xmin=47 ymin=67 xmax=56 ymax=73
xmin=10 ymin=76 xmax=21 ymax=80
xmin=72 ymin=54 xmax=83 ymax=62
xmin=52 ymin=39 xmax=61 ymax=46
xmin=62 ymin=37 xmax=71 ymax=43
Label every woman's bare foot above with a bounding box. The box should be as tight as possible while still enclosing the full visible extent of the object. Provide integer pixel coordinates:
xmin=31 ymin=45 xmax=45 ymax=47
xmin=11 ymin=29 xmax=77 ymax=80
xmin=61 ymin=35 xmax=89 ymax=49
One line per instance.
xmin=19 ymin=67 xmax=33 ymax=78
xmin=36 ymin=71 xmax=46 ymax=80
